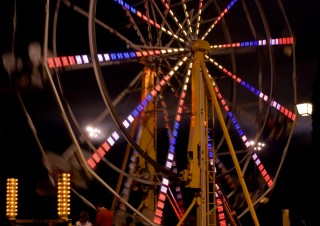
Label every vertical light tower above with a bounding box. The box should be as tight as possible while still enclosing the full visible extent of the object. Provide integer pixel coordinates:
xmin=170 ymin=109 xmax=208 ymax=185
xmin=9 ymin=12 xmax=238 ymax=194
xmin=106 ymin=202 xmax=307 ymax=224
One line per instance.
xmin=57 ymin=173 xmax=71 ymax=221
xmin=6 ymin=178 xmax=18 ymax=221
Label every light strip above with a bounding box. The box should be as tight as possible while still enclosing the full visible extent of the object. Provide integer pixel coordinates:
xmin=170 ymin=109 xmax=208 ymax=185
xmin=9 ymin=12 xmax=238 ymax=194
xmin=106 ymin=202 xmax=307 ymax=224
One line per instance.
xmin=181 ymin=0 xmax=193 ymax=35
xmin=210 ymin=37 xmax=294 ymax=49
xmin=208 ymin=137 xmax=228 ymax=225
xmin=87 ymin=57 xmax=188 ymax=169
xmin=205 ymin=55 xmax=296 ymax=121
xmin=158 ymin=96 xmax=185 ymax=218
xmin=211 ymin=79 xmax=273 ymax=187
xmin=47 ymin=48 xmax=186 ymax=69
xmin=160 ymin=0 xmax=188 ymax=37
xmin=153 ymin=63 xmax=192 ymax=224
xmin=114 ymin=0 xmax=185 ymax=43
xmin=195 ymin=0 xmax=204 ymax=36
xmin=201 ymin=0 xmax=239 ymax=40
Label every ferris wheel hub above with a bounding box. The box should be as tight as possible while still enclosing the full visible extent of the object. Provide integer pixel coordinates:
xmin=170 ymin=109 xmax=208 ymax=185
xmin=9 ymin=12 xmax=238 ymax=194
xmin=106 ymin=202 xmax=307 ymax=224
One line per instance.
xmin=191 ymin=40 xmax=211 ymax=52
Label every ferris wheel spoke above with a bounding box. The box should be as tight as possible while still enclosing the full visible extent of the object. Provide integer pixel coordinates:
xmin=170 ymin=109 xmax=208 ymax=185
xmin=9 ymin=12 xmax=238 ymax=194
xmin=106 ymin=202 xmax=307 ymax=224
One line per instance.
xmin=149 ymin=1 xmax=187 ymax=42
xmin=195 ymin=0 xmax=204 ymax=37
xmin=181 ymin=0 xmax=193 ymax=35
xmin=211 ymin=82 xmax=274 ymax=189
xmin=208 ymin=36 xmax=294 ymax=51
xmin=123 ymin=7 xmax=148 ymax=45
xmin=114 ymin=0 xmax=187 ymax=44
xmin=201 ymin=68 xmax=274 ymax=200
xmin=205 ymin=55 xmax=296 ymax=121
xmin=46 ymin=48 xmax=187 ymax=71
xmin=87 ymin=56 xmax=188 ymax=169
xmin=61 ymin=0 xmax=144 ymax=50
xmin=154 ymin=61 xmax=192 ymax=223
xmin=201 ymin=0 xmax=240 ymax=40
xmin=159 ymin=0 xmax=189 ymax=39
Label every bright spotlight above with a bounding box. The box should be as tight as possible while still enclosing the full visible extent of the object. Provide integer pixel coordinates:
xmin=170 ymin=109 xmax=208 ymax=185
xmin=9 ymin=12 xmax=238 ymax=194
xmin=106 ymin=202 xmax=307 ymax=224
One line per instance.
xmin=86 ymin=126 xmax=101 ymax=138
xmin=249 ymin=140 xmax=266 ymax=151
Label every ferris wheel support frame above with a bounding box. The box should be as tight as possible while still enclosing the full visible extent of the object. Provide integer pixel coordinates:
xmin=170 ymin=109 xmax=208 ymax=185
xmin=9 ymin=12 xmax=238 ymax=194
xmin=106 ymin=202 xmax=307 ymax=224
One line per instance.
xmin=187 ymin=39 xmax=260 ymax=226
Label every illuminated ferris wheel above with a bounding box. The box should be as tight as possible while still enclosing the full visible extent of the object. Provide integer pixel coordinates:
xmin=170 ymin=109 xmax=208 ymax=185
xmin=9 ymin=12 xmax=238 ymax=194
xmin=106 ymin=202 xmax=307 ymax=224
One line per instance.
xmin=36 ymin=0 xmax=297 ymax=225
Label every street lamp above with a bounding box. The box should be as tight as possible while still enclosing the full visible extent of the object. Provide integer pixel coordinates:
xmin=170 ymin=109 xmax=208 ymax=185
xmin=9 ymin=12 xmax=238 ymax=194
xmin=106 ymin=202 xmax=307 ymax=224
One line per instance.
xmin=296 ymin=102 xmax=313 ymax=116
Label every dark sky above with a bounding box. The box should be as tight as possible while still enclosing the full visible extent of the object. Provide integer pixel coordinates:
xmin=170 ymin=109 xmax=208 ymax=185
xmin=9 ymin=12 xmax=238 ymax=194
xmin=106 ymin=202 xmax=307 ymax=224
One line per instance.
xmin=0 ymin=0 xmax=319 ymax=225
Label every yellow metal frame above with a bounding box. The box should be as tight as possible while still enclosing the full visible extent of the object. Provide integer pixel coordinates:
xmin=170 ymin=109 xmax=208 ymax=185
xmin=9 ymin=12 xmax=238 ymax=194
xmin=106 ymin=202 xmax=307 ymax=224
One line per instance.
xmin=112 ymin=40 xmax=261 ymax=226
xmin=180 ymin=39 xmax=260 ymax=226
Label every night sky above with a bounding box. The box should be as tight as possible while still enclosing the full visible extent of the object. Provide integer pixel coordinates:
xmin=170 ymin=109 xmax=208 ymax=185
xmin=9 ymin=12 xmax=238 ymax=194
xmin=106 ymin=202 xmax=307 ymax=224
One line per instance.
xmin=0 ymin=1 xmax=319 ymax=226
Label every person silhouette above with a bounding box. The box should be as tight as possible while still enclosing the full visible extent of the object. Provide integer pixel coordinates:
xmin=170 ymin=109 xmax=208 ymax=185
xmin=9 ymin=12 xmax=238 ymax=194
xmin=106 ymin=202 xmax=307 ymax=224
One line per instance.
xmin=125 ymin=216 xmax=135 ymax=226
xmin=76 ymin=211 xmax=92 ymax=226
xmin=93 ymin=202 xmax=113 ymax=226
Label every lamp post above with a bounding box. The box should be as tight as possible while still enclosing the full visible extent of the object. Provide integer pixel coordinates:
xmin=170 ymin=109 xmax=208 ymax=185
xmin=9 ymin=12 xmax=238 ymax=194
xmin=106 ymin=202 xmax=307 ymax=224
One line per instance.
xmin=296 ymin=102 xmax=313 ymax=116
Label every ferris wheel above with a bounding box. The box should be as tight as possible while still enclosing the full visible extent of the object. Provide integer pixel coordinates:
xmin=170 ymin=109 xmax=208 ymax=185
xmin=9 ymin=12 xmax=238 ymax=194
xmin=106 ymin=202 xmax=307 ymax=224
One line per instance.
xmin=25 ymin=0 xmax=298 ymax=225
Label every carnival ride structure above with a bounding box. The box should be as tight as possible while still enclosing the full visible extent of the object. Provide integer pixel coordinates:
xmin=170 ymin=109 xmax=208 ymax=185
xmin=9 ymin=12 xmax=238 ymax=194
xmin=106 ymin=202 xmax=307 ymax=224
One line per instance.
xmin=6 ymin=0 xmax=298 ymax=225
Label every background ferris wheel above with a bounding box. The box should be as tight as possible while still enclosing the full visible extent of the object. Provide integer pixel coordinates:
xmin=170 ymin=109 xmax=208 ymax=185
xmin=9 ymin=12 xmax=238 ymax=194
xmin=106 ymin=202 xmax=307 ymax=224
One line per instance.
xmin=2 ymin=0 xmax=299 ymax=225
